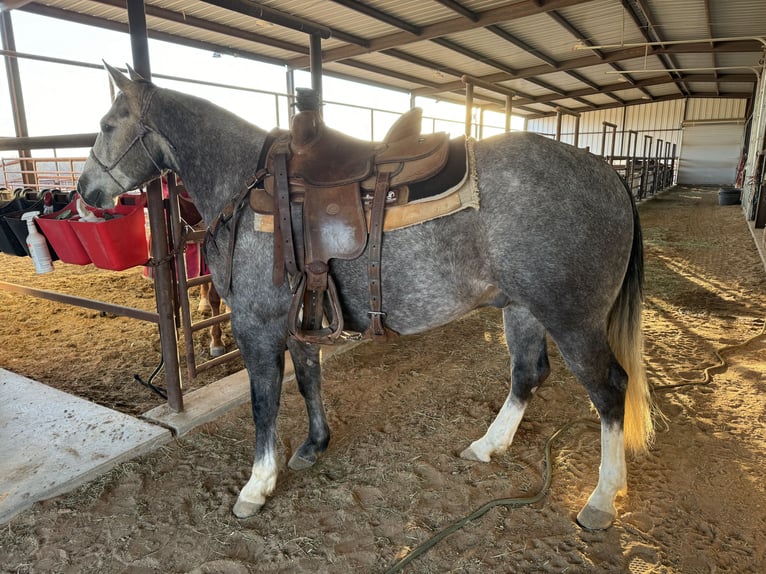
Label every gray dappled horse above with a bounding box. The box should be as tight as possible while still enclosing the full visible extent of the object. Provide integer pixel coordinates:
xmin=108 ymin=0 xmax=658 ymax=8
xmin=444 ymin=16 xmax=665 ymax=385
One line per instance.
xmin=78 ymin=65 xmax=653 ymax=530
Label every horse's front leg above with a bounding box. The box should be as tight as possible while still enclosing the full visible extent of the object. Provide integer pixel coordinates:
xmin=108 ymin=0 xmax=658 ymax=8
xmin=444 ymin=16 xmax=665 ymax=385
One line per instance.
xmin=233 ymin=330 xmax=287 ymax=518
xmin=286 ymin=338 xmax=330 ymax=470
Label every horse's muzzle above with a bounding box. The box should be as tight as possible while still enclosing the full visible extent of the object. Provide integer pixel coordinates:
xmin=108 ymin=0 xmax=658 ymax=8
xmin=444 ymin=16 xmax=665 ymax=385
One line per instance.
xmin=76 ymin=177 xmax=112 ymax=208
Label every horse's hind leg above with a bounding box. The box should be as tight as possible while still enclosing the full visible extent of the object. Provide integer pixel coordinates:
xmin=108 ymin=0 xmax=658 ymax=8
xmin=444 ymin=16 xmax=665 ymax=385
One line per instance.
xmin=207 ymin=284 xmax=226 ymax=357
xmin=552 ymin=328 xmax=628 ymax=530
xmin=198 ymin=281 xmax=212 ymax=314
xmin=286 ymin=338 xmax=330 ymax=470
xmin=461 ymin=305 xmax=549 ymax=462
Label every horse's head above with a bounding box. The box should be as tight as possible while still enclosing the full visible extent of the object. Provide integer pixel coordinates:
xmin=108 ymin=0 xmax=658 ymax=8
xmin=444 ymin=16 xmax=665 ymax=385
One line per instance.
xmin=78 ymin=63 xmax=169 ymax=208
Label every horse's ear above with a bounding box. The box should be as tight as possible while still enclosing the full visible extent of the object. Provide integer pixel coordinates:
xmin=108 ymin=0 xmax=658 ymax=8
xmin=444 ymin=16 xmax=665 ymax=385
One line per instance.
xmin=126 ymin=64 xmax=146 ymax=82
xmin=103 ymin=61 xmax=134 ymax=94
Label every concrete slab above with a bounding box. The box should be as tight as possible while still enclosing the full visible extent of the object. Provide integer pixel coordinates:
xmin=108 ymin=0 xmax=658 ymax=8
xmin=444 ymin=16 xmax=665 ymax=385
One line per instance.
xmin=0 ymin=340 xmax=361 ymax=525
xmin=143 ymin=341 xmax=362 ymax=436
xmin=0 ymin=369 xmax=172 ymax=525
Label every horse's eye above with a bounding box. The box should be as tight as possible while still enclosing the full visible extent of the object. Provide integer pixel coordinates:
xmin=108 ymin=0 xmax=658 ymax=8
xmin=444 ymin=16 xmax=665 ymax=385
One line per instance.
xmin=100 ymin=122 xmax=114 ymax=133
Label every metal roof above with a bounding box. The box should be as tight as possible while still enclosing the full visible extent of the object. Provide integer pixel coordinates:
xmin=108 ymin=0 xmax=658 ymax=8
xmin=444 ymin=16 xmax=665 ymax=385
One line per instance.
xmin=6 ymin=0 xmax=766 ymax=118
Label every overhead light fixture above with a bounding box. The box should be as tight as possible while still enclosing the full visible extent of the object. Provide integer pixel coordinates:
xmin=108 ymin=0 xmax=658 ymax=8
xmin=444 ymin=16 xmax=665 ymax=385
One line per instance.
xmin=604 ymin=66 xmax=760 ymax=76
xmin=572 ymin=36 xmax=766 ymax=50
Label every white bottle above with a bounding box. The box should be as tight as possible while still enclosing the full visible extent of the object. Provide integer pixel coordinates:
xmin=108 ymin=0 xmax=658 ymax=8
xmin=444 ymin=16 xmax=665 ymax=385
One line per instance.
xmin=21 ymin=211 xmax=54 ymax=274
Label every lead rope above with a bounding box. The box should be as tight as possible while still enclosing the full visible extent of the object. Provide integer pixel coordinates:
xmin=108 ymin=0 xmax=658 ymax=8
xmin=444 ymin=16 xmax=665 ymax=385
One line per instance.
xmin=653 ymin=317 xmax=766 ymax=391
xmin=384 ymin=317 xmax=766 ymax=573
xmin=383 ymin=418 xmax=601 ymax=574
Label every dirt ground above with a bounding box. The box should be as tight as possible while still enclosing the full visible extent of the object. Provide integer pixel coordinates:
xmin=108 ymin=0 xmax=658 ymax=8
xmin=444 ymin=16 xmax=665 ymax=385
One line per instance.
xmin=1 ymin=185 xmax=765 ymax=573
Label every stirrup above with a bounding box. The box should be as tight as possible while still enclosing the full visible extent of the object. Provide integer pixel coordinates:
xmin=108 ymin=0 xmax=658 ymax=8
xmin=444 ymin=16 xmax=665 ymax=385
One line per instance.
xmin=287 ymin=273 xmax=344 ymax=344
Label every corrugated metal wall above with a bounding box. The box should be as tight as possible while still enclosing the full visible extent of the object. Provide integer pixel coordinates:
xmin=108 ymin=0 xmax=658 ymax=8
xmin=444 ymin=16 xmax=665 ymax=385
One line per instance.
xmin=685 ymin=98 xmax=747 ymax=122
xmin=524 ymin=98 xmax=748 ymax=160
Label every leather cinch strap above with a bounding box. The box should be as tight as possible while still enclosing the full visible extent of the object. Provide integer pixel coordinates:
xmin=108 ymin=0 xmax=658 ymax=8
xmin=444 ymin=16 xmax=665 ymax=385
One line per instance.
xmin=364 ymin=170 xmax=391 ymax=341
xmin=273 ymin=150 xmax=298 ymax=286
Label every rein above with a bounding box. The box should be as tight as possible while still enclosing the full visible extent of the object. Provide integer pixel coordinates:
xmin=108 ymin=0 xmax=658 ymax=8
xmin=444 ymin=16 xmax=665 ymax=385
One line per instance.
xmin=89 ymin=87 xmax=171 ymax=193
xmin=204 ymin=129 xmax=281 ymax=296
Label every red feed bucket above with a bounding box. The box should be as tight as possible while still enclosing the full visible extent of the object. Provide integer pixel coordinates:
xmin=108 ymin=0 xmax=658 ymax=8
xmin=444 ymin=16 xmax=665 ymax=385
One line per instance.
xmin=36 ymin=199 xmax=91 ymax=265
xmin=69 ymin=193 xmax=150 ymax=271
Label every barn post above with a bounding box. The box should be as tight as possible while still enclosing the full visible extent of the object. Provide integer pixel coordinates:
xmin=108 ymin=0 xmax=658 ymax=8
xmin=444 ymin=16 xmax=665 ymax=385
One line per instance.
xmin=309 ymin=33 xmax=323 ymax=111
xmin=505 ymin=95 xmax=512 ymax=133
xmin=127 ymin=0 xmax=184 ymax=412
xmin=0 ymin=12 xmax=35 ymax=188
xmin=573 ymin=114 xmax=580 ymax=148
xmin=464 ymin=80 xmax=474 ymax=137
xmin=286 ymin=66 xmax=296 ymax=124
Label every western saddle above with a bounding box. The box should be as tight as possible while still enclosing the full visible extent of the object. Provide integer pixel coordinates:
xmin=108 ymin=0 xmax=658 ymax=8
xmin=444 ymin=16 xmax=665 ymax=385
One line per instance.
xmin=213 ymin=89 xmax=461 ymax=345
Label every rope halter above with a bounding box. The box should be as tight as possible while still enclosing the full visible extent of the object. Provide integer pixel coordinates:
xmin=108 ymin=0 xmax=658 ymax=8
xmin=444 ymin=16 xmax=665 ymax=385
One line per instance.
xmin=88 ymin=87 xmax=170 ymax=194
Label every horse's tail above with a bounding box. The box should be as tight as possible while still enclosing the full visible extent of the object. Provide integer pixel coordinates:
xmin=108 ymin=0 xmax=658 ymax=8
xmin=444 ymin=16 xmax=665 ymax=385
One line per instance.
xmin=607 ymin=192 xmax=654 ymax=454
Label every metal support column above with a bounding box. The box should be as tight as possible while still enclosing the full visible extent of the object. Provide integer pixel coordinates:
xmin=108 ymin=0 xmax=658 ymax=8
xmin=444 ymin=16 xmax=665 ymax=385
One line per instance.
xmin=464 ymin=81 xmax=474 ymax=137
xmin=286 ymin=66 xmax=296 ymax=124
xmin=309 ymin=33 xmax=323 ymax=109
xmin=126 ymin=0 xmax=151 ymax=78
xmin=127 ymin=0 xmax=183 ymax=412
xmin=1 ymin=11 xmax=35 ymax=187
xmin=505 ymin=95 xmax=512 ymax=133
xmin=555 ymin=110 xmax=563 ymax=141
xmin=573 ymin=114 xmax=581 ymax=148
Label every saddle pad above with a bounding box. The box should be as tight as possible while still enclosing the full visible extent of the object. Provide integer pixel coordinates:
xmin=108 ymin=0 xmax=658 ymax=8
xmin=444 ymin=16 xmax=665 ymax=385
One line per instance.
xmin=253 ymin=138 xmax=479 ymax=234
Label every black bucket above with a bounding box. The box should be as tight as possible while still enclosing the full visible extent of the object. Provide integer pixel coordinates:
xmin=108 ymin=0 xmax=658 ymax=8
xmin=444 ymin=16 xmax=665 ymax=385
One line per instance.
xmin=718 ymin=187 xmax=741 ymax=206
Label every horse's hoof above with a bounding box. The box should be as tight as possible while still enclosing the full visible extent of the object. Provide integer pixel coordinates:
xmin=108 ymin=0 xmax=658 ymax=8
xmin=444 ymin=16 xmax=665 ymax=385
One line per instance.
xmin=210 ymin=345 xmax=226 ymax=358
xmin=576 ymin=504 xmax=615 ymax=530
xmin=288 ymin=451 xmax=317 ymax=471
xmin=198 ymin=301 xmax=212 ymax=315
xmin=232 ymin=497 xmax=263 ymax=519
xmin=459 ymin=444 xmax=490 ymax=462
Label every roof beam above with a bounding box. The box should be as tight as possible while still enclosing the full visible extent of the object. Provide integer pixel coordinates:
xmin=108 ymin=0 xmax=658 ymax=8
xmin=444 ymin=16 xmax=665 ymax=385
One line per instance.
xmin=430 ymin=37 xmax=518 ymax=75
xmin=411 ymin=41 xmax=760 ymax=98
xmin=431 ymin=0 xmax=479 ymax=22
xmin=286 ymin=0 xmax=596 ymax=68
xmin=509 ymin=73 xmax=753 ymax=108
xmin=485 ymin=24 xmax=559 ymax=68
xmin=0 ymin=1 xmax=34 ymax=9
xmin=200 ymin=0 xmax=369 ymax=46
xmin=546 ymin=10 xmax=626 ymax=103
xmin=90 ymin=0 xmax=308 ymax=54
xmin=620 ymin=0 xmax=684 ymax=98
xmin=424 ymin=69 xmax=753 ymax=116
xmin=486 ymin=20 xmax=622 ymax=105
xmin=20 ymin=3 xmax=294 ymax=66
xmin=524 ymin=91 xmax=752 ymax=120
xmin=199 ymin=0 xmax=331 ymax=38
xmin=327 ymin=0 xmax=422 ymax=36
xmin=338 ymin=58 xmax=442 ymax=89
